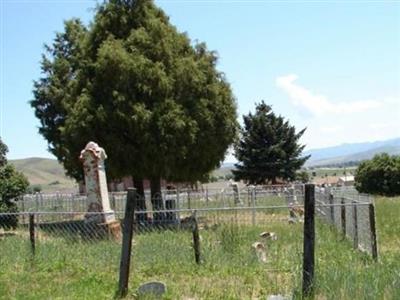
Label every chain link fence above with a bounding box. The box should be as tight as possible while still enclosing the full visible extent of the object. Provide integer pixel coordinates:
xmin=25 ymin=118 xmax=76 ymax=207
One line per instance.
xmin=1 ymin=184 xmax=379 ymax=298
xmin=1 ymin=185 xmax=308 ymax=298
xmin=315 ymin=186 xmax=378 ymax=259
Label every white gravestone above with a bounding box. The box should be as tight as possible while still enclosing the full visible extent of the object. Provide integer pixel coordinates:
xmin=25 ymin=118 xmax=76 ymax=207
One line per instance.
xmin=80 ymin=142 xmax=116 ymax=224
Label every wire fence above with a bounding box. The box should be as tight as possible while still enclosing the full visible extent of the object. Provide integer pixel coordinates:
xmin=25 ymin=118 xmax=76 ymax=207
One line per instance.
xmin=15 ymin=185 xmax=305 ymax=214
xmin=315 ymin=186 xmax=377 ymax=258
xmin=1 ymin=184 xmax=379 ymax=298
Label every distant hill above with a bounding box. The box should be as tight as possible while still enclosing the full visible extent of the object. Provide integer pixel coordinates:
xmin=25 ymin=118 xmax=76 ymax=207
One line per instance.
xmin=305 ymin=137 xmax=400 ymax=167
xmin=9 ymin=157 xmax=78 ymax=192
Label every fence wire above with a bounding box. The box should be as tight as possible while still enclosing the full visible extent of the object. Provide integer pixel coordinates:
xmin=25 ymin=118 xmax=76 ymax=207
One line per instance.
xmin=2 ymin=185 xmax=307 ymax=298
xmin=315 ymin=187 xmax=377 ymax=257
xmin=1 ymin=184 xmax=378 ymax=298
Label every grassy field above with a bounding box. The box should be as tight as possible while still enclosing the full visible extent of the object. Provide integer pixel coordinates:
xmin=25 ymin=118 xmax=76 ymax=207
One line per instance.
xmin=0 ymin=197 xmax=399 ymax=299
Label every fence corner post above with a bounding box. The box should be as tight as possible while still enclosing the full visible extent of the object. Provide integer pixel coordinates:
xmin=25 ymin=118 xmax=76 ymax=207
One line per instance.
xmin=117 ymin=188 xmax=136 ymax=298
xmin=302 ymin=183 xmax=315 ymax=298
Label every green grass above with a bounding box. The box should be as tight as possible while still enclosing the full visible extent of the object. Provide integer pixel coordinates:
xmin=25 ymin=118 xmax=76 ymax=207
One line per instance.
xmin=1 ymin=197 xmax=399 ymax=299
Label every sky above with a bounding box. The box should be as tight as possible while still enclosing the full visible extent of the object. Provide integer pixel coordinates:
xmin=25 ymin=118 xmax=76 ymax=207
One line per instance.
xmin=1 ymin=0 xmax=399 ymax=162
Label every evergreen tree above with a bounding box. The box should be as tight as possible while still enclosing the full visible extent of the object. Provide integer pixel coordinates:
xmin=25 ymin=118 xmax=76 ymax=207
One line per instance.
xmin=31 ymin=0 xmax=238 ymax=211
xmin=233 ymin=102 xmax=309 ymax=184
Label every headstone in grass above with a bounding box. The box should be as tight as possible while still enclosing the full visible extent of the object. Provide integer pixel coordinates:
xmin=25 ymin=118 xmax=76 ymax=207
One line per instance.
xmin=267 ymin=295 xmax=291 ymax=300
xmin=80 ymin=141 xmax=116 ymax=224
xmin=252 ymin=242 xmax=267 ymax=263
xmin=138 ymin=281 xmax=166 ymax=298
xmin=80 ymin=142 xmax=120 ymax=238
xmin=259 ymin=231 xmax=277 ymax=241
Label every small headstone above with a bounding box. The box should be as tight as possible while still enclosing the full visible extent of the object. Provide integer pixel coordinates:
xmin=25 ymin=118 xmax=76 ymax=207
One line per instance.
xmin=259 ymin=231 xmax=278 ymax=241
xmin=252 ymin=242 xmax=267 ymax=263
xmin=267 ymin=295 xmax=291 ymax=300
xmin=138 ymin=281 xmax=166 ymax=298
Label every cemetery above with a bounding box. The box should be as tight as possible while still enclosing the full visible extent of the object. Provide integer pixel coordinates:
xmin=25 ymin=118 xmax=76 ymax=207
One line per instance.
xmin=1 ymin=142 xmax=399 ymax=299
xmin=1 ymin=1 xmax=399 ymax=299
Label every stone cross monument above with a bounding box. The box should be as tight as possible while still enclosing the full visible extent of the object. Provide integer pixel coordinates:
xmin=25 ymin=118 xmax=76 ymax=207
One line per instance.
xmin=80 ymin=141 xmax=116 ymax=224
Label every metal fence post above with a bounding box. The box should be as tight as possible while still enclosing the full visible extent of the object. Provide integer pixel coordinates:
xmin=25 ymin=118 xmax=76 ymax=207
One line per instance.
xmin=341 ymin=197 xmax=346 ymax=238
xmin=21 ymin=196 xmax=25 ymax=223
xmin=176 ymin=188 xmax=181 ymax=226
xmin=206 ymin=188 xmax=209 ymax=206
xmin=35 ymin=193 xmax=39 ymax=212
xmin=251 ymin=186 xmax=256 ymax=226
xmin=118 ymin=188 xmax=136 ymax=298
xmin=352 ymin=200 xmax=359 ymax=250
xmin=369 ymin=203 xmax=378 ymax=261
xmin=302 ymin=184 xmax=315 ymax=298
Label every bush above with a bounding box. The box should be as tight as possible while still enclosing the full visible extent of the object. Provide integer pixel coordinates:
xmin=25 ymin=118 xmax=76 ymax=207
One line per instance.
xmin=355 ymin=153 xmax=400 ymax=196
xmin=0 ymin=139 xmax=29 ymax=229
xmin=27 ymin=184 xmax=42 ymax=193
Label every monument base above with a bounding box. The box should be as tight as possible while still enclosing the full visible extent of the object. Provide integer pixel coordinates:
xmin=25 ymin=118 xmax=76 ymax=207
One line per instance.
xmin=83 ymin=210 xmax=121 ymax=240
xmin=100 ymin=220 xmax=121 ymax=241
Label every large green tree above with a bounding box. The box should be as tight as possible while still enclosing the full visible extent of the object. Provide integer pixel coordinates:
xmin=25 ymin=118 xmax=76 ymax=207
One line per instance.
xmin=355 ymin=153 xmax=400 ymax=196
xmin=232 ymin=102 xmax=309 ymax=184
xmin=0 ymin=138 xmax=29 ymax=229
xmin=31 ymin=0 xmax=238 ymax=212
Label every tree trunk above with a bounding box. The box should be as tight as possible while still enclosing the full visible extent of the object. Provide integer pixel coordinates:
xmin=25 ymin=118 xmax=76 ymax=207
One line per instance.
xmin=150 ymin=177 xmax=164 ymax=224
xmin=133 ymin=177 xmax=147 ymax=223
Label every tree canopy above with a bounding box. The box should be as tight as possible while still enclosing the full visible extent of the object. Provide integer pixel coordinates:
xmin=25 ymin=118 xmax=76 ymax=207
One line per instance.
xmin=355 ymin=153 xmax=400 ymax=196
xmin=31 ymin=0 xmax=238 ymax=186
xmin=0 ymin=138 xmax=29 ymax=228
xmin=232 ymin=102 xmax=309 ymax=184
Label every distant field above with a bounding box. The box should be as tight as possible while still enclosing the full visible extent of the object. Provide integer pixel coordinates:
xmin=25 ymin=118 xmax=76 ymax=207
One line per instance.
xmin=307 ymin=167 xmax=357 ymax=178
xmin=10 ymin=157 xmax=78 ymax=193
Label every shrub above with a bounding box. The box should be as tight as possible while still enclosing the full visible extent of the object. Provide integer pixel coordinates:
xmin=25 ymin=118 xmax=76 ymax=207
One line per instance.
xmin=0 ymin=139 xmax=29 ymax=229
xmin=355 ymin=153 xmax=400 ymax=196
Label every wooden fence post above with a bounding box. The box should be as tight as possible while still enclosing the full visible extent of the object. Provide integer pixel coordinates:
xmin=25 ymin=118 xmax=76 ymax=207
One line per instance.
xmin=192 ymin=211 xmax=201 ymax=264
xmin=369 ymin=203 xmax=378 ymax=261
xmin=302 ymin=184 xmax=315 ymax=298
xmin=352 ymin=201 xmax=358 ymax=250
xmin=341 ymin=197 xmax=346 ymax=238
xmin=329 ymin=193 xmax=334 ymax=225
xmin=117 ymin=188 xmax=136 ymax=298
xmin=29 ymin=213 xmax=35 ymax=255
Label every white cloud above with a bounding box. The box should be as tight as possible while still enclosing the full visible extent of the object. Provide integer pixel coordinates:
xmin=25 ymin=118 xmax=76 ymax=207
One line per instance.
xmin=320 ymin=126 xmax=343 ymax=133
xmin=276 ymin=74 xmax=382 ymax=116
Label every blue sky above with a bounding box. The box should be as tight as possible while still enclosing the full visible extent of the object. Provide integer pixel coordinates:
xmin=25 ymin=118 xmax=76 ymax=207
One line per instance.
xmin=1 ymin=0 xmax=399 ymax=162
